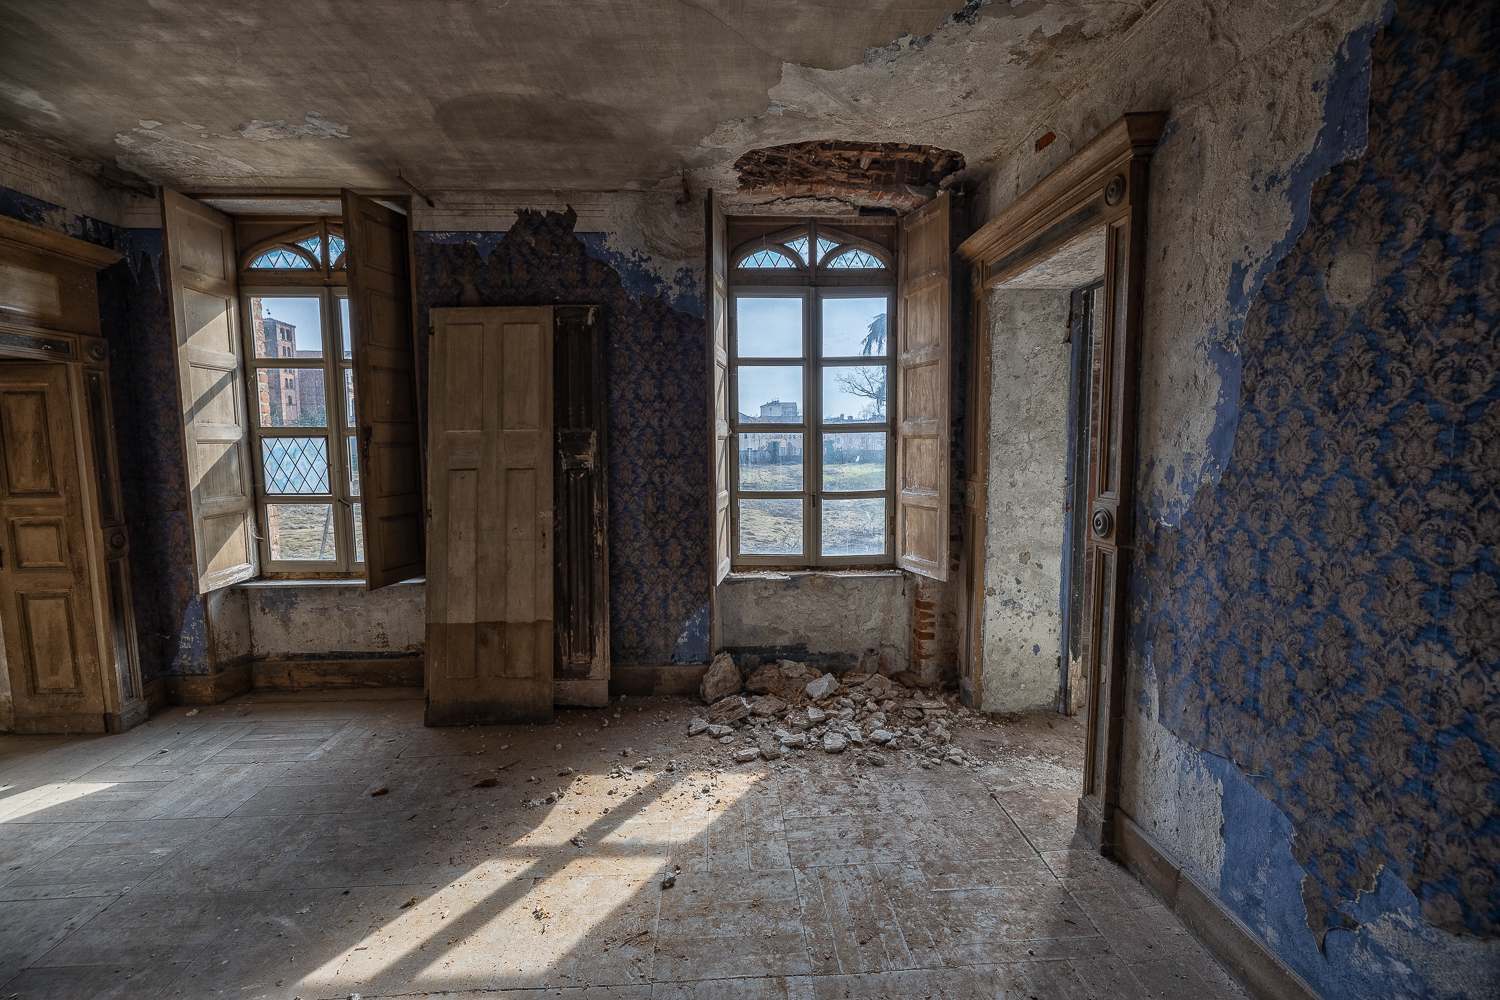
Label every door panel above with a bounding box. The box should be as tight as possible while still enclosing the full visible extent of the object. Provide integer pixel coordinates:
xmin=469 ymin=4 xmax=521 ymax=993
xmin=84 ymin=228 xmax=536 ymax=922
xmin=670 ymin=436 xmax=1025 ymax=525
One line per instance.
xmin=0 ymin=362 xmax=106 ymax=731
xmin=427 ymin=307 xmax=554 ymax=725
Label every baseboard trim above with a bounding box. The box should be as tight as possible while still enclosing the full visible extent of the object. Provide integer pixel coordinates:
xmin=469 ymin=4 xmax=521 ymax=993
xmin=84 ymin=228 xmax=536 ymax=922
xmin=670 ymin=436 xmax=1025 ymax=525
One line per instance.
xmin=1114 ymin=809 xmax=1323 ymax=1000
xmin=608 ymin=663 xmax=708 ymax=698
xmin=554 ymin=678 xmax=609 ymax=707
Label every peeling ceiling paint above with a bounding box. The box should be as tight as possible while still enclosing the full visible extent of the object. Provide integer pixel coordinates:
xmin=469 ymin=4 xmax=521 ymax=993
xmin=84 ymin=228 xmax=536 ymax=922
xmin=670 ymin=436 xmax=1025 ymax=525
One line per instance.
xmin=0 ymin=0 xmax=1141 ymax=193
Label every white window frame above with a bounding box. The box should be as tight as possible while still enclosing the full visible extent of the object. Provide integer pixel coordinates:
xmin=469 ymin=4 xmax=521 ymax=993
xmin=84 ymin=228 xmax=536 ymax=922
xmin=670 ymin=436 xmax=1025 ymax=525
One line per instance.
xmin=239 ymin=285 xmax=363 ymax=574
xmin=729 ymin=276 xmax=896 ymax=568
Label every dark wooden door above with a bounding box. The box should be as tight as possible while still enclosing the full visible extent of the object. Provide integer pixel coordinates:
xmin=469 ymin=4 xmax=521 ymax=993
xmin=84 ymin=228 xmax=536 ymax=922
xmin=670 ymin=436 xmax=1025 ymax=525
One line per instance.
xmin=553 ymin=306 xmax=609 ymax=707
xmin=0 ymin=362 xmax=106 ymax=732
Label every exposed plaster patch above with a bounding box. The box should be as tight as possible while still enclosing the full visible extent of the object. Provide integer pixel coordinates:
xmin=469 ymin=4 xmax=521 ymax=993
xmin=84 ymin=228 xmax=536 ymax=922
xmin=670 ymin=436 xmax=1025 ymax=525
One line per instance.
xmin=114 ymin=122 xmax=254 ymax=180
xmin=235 ymin=111 xmax=350 ymax=142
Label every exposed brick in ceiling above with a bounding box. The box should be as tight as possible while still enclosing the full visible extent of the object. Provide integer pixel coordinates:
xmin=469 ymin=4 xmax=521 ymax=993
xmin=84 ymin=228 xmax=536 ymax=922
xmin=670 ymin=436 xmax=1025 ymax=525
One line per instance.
xmin=734 ymin=141 xmax=965 ymax=210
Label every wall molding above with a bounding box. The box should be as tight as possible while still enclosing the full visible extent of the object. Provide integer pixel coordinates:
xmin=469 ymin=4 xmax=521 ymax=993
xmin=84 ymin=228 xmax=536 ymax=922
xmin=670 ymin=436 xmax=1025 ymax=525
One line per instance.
xmin=1114 ymin=809 xmax=1323 ymax=1000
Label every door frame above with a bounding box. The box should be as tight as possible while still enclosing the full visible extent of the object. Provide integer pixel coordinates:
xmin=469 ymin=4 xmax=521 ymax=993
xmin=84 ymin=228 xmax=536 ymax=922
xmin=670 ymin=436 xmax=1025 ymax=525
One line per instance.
xmin=0 ymin=215 xmax=144 ymax=734
xmin=956 ymin=113 xmax=1165 ymax=852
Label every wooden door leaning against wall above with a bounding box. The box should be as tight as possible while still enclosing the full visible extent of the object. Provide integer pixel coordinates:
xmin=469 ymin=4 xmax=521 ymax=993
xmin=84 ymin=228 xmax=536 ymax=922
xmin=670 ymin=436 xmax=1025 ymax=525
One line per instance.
xmin=427 ymin=306 xmax=556 ymax=726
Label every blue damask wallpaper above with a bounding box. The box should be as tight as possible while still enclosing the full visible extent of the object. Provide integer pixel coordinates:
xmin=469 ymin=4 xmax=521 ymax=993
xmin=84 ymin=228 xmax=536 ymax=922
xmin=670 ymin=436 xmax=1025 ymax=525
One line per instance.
xmin=413 ymin=209 xmax=711 ymax=667
xmin=1138 ymin=0 xmax=1497 ymax=951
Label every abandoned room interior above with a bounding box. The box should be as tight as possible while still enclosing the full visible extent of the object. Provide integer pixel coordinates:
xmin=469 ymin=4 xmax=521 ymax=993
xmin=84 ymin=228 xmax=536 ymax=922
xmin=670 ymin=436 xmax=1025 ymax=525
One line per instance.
xmin=0 ymin=0 xmax=1492 ymax=997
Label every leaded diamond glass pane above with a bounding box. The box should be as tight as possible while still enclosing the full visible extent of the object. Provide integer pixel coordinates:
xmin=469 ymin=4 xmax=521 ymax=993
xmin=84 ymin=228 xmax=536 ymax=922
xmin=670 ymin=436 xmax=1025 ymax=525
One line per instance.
xmin=262 ymin=437 xmax=330 ymax=494
xmin=329 ymin=234 xmax=346 ymax=266
xmin=816 ymin=237 xmax=838 ymax=262
xmin=250 ymin=248 xmax=314 ymax=269
xmin=784 ymin=236 xmax=809 ymax=264
xmin=741 ymin=249 xmax=796 ymax=269
xmin=827 ymin=248 xmax=882 ymax=269
xmin=296 ymin=236 xmax=322 ymax=261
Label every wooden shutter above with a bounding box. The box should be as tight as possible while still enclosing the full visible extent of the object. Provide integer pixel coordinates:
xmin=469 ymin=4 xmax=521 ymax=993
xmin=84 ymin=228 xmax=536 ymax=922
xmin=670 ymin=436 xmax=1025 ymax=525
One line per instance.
xmin=342 ymin=190 xmax=425 ymax=590
xmin=706 ymin=191 xmax=731 ymax=584
xmin=426 ymin=306 xmax=554 ymax=725
xmin=895 ymin=191 xmax=951 ymax=581
xmin=162 ymin=189 xmax=257 ymax=594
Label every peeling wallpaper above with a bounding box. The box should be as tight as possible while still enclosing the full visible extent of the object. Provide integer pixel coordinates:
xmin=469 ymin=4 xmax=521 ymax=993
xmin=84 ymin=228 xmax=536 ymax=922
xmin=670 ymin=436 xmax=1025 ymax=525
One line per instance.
xmin=1126 ymin=0 xmax=1498 ymax=996
xmin=413 ymin=208 xmax=711 ymax=667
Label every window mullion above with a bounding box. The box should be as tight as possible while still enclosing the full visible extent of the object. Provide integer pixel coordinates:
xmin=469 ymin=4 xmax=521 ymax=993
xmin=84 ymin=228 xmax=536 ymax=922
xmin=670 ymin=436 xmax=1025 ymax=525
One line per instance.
xmin=806 ymin=288 xmax=820 ymax=566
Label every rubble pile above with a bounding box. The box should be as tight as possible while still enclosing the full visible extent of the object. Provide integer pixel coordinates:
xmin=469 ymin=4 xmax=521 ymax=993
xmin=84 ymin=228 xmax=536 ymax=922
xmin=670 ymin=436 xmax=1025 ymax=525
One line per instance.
xmin=684 ymin=659 xmax=984 ymax=769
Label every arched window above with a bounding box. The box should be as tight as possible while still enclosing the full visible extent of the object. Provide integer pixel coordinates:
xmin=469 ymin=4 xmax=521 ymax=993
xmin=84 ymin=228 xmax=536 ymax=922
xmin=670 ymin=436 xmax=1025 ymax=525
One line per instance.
xmin=250 ymin=247 xmax=316 ymax=269
xmin=741 ymin=248 xmax=799 ymax=268
xmin=244 ymin=223 xmax=347 ymax=272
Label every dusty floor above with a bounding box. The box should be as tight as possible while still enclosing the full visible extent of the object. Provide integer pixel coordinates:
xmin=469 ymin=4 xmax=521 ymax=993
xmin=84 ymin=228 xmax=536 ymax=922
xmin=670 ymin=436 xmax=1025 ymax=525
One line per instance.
xmin=0 ymin=691 xmax=1247 ymax=999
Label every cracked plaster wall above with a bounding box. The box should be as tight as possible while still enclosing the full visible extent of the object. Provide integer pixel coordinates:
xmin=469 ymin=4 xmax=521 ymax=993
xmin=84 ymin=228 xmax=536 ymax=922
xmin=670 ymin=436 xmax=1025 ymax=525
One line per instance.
xmin=964 ymin=0 xmax=1495 ymax=996
xmin=981 ymin=288 xmax=1072 ymax=712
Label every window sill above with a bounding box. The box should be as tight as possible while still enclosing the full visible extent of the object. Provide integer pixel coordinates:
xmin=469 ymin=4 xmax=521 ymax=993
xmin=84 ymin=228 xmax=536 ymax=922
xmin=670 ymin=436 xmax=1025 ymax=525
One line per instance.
xmin=236 ymin=577 xmax=426 ymax=588
xmin=723 ymin=568 xmax=904 ymax=582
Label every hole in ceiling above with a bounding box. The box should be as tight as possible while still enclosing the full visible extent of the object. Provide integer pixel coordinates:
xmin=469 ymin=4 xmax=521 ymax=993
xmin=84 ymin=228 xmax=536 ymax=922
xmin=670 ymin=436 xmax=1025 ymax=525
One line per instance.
xmin=734 ymin=141 xmax=965 ymax=209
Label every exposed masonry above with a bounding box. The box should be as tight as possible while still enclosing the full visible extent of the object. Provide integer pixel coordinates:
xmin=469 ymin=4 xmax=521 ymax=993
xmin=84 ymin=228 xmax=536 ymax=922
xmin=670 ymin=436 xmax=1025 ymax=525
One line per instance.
xmin=734 ymin=140 xmax=964 ymax=210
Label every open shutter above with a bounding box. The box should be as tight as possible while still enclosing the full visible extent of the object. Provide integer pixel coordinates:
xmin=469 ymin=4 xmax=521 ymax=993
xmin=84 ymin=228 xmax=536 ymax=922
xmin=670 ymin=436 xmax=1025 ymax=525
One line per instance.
xmin=895 ymin=191 xmax=951 ymax=581
xmin=162 ymin=189 xmax=257 ymax=594
xmin=342 ymin=190 xmax=425 ymax=590
xmin=706 ymin=191 xmax=731 ymax=584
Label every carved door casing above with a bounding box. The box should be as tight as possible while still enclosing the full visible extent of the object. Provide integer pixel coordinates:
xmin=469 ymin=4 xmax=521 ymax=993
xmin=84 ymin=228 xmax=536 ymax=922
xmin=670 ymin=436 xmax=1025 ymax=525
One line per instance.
xmin=0 ymin=362 xmax=106 ymax=731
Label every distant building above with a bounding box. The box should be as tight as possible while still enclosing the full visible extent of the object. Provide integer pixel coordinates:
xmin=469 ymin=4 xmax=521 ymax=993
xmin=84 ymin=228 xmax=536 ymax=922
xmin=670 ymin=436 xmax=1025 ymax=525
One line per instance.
xmin=758 ymin=399 xmax=798 ymax=422
xmin=251 ymin=300 xmax=326 ymax=428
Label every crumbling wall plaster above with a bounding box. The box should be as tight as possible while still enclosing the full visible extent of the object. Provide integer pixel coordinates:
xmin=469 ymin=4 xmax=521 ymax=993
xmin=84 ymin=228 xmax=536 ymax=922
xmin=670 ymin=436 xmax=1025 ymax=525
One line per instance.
xmin=238 ymin=581 xmax=424 ymax=660
xmin=981 ymin=288 xmax=1072 ymax=712
xmin=718 ymin=572 xmax=910 ymax=676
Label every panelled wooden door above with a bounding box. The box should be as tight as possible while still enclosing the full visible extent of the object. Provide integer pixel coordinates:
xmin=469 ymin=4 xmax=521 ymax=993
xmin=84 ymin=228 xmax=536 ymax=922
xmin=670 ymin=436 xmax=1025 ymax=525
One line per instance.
xmin=0 ymin=362 xmax=107 ymax=732
xmin=427 ymin=306 xmax=554 ymax=725
xmin=342 ymin=190 xmax=426 ymax=590
xmin=705 ymin=192 xmax=731 ymax=586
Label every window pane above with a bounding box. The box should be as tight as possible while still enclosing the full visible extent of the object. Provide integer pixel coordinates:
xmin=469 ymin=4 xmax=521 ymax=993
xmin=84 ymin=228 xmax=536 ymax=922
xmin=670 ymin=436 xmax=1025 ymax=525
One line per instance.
xmin=738 ymin=433 xmax=802 ymax=491
xmin=823 ymin=433 xmax=886 ymax=491
xmin=344 ymin=369 xmax=356 ymax=427
xmin=339 ymin=297 xmax=351 ymax=358
xmin=826 ymin=248 xmax=884 ymax=269
xmin=262 ymin=437 xmax=330 ymax=494
xmin=738 ymin=498 xmax=802 ymax=555
xmin=737 ymin=366 xmax=802 ymax=423
xmin=250 ymin=248 xmax=313 ymax=270
xmin=329 ymin=234 xmax=347 ymax=266
xmin=822 ymin=498 xmax=885 ymax=557
xmin=250 ymin=295 xmax=323 ymax=358
xmin=265 ymin=503 xmax=337 ymax=561
xmin=352 ymin=502 xmax=365 ymax=563
xmin=254 ymin=368 xmax=326 ymax=427
xmin=823 ymin=364 xmax=886 ymax=422
xmin=740 ymin=249 xmax=797 ymax=269
xmin=348 ymin=435 xmax=360 ymax=497
xmin=296 ymin=236 xmax=322 ymax=261
xmin=784 ymin=236 xmax=809 ymax=265
xmin=816 ymin=236 xmax=838 ymax=264
xmin=823 ymin=297 xmax=888 ymax=358
xmin=735 ymin=296 xmax=802 ymax=358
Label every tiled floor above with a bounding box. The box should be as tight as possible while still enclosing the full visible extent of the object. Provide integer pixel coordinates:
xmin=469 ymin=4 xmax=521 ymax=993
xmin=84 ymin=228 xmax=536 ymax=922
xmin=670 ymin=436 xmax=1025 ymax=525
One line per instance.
xmin=0 ymin=691 xmax=1247 ymax=999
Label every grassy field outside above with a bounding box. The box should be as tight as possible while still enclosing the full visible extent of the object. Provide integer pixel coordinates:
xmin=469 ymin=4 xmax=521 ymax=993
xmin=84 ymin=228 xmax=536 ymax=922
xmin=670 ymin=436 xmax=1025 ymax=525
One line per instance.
xmin=267 ymin=503 xmax=336 ymax=561
xmin=738 ymin=461 xmax=887 ymax=556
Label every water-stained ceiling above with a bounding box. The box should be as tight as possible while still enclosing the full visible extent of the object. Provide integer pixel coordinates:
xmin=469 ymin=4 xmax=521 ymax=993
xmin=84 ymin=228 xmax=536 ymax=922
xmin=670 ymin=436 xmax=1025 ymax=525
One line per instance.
xmin=0 ymin=0 xmax=1142 ymax=195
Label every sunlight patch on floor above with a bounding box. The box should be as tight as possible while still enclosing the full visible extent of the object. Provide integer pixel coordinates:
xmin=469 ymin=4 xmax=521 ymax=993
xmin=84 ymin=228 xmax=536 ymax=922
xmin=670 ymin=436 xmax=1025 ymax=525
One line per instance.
xmin=298 ymin=769 xmax=762 ymax=994
xmin=0 ymin=781 xmax=117 ymax=822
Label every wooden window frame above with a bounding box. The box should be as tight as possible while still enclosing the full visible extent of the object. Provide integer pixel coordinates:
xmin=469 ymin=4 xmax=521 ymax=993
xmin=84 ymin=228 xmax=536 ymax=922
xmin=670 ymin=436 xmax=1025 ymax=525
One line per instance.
xmin=728 ymin=222 xmax=896 ymax=569
xmin=238 ymin=282 xmax=363 ymax=577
